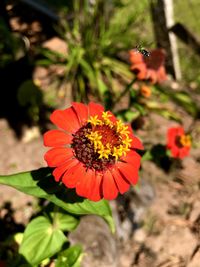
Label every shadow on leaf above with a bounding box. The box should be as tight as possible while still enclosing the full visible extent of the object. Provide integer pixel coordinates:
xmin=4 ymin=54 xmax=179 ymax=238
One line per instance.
xmin=31 ymin=168 xmax=84 ymax=204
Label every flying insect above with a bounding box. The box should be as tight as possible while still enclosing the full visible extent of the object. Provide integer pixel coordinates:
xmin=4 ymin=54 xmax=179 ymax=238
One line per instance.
xmin=135 ymin=45 xmax=150 ymax=57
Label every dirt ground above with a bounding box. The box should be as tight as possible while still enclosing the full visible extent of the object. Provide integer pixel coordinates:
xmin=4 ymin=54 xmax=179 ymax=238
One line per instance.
xmin=1 ymin=4 xmax=200 ymax=266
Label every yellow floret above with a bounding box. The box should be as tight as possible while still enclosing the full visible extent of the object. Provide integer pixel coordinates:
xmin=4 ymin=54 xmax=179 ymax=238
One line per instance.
xmin=86 ymin=131 xmax=102 ymax=150
xmin=88 ymin=115 xmax=102 ymax=126
xmin=87 ymin=113 xmax=132 ymax=161
xmin=116 ymin=120 xmax=130 ymax=135
xmin=102 ymin=111 xmax=112 ymax=125
xmin=180 ymin=135 xmax=191 ymax=147
xmin=98 ymin=143 xmax=111 ymax=159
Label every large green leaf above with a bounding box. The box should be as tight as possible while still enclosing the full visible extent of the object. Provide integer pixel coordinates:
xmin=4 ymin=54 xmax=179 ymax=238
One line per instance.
xmin=19 ymin=216 xmax=67 ymax=265
xmin=0 ymin=168 xmax=115 ymax=233
xmin=50 ymin=211 xmax=79 ymax=232
xmin=55 ymin=245 xmax=83 ymax=267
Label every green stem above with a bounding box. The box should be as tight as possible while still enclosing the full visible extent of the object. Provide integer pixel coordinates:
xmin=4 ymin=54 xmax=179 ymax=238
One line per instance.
xmin=52 ymin=205 xmax=60 ymax=229
xmin=112 ymin=77 xmax=136 ymax=108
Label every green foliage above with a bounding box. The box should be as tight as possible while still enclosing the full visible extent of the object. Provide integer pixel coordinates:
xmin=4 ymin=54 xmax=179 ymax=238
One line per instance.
xmin=0 ymin=18 xmax=27 ymax=68
xmin=19 ymin=216 xmax=67 ymax=265
xmin=0 ymin=168 xmax=115 ymax=233
xmin=156 ymin=85 xmax=199 ymax=117
xmin=0 ymin=168 xmax=114 ymax=266
xmin=49 ymin=211 xmax=79 ymax=232
xmin=0 ymin=18 xmax=14 ymax=67
xmin=38 ymin=0 xmax=149 ymax=101
xmin=55 ymin=245 xmax=83 ymax=267
xmin=116 ymin=109 xmax=140 ymax=122
xmin=18 ymin=211 xmax=80 ymax=265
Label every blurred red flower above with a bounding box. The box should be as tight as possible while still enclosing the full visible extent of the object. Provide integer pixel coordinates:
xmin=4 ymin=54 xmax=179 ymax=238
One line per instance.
xmin=129 ymin=48 xmax=167 ymax=84
xmin=167 ymin=127 xmax=191 ymax=159
xmin=44 ymin=102 xmax=143 ymax=201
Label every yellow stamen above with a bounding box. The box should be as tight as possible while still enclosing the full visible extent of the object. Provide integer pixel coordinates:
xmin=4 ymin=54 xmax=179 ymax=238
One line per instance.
xmin=102 ymin=111 xmax=112 ymax=125
xmin=88 ymin=115 xmax=102 ymax=126
xmin=98 ymin=144 xmax=111 ymax=159
xmin=180 ymin=135 xmax=191 ymax=147
xmin=87 ymin=131 xmax=102 ymax=149
xmin=86 ymin=114 xmax=132 ymax=160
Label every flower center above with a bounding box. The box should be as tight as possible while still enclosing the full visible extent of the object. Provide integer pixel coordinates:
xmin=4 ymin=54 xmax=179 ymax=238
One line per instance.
xmin=71 ymin=112 xmax=132 ymax=171
xmin=144 ymin=50 xmax=165 ymax=70
xmin=176 ymin=134 xmax=191 ymax=148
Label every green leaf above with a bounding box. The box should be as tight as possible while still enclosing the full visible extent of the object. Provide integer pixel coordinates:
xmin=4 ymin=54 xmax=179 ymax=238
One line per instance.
xmin=36 ymin=59 xmax=53 ymax=66
xmin=116 ymin=109 xmax=140 ymax=122
xmin=134 ymin=103 xmax=146 ymax=116
xmin=145 ymin=101 xmax=181 ymax=121
xmin=50 ymin=211 xmax=79 ymax=232
xmin=0 ymin=168 xmax=115 ymax=233
xmin=142 ymin=150 xmax=153 ymax=161
xmin=156 ymin=109 xmax=181 ymax=121
xmin=172 ymin=92 xmax=198 ymax=116
xmin=19 ymin=216 xmax=67 ymax=265
xmin=55 ymin=245 xmax=83 ymax=267
xmin=95 ymin=70 xmax=108 ymax=97
xmin=156 ymin=86 xmax=199 ymax=116
xmin=102 ymin=57 xmax=132 ymax=80
xmin=79 ymin=59 xmax=96 ymax=86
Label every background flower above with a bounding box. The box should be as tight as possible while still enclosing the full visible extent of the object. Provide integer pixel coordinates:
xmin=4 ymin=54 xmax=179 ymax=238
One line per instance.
xmin=167 ymin=126 xmax=191 ymax=159
xmin=44 ymin=102 xmax=143 ymax=201
xmin=129 ymin=48 xmax=167 ymax=84
xmin=140 ymin=85 xmax=152 ymax=98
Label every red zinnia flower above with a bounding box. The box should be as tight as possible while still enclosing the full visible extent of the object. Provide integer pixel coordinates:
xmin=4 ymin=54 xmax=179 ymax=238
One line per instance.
xmin=129 ymin=48 xmax=167 ymax=84
xmin=167 ymin=127 xmax=191 ymax=159
xmin=43 ymin=102 xmax=143 ymax=201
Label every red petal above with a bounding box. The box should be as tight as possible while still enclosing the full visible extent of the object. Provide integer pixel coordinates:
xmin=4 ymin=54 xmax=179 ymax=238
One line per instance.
xmin=76 ymin=168 xmax=94 ymax=198
xmin=131 ymin=63 xmax=147 ymax=79
xmin=43 ymin=130 xmax=72 ymax=147
xmin=171 ymin=146 xmax=179 ymax=158
xmin=52 ymin=159 xmax=77 ymax=182
xmin=72 ymin=102 xmax=88 ymax=126
xmin=84 ymin=170 xmax=101 ymax=201
xmin=88 ymin=102 xmax=104 ymax=118
xmin=167 ymin=130 xmax=176 ymax=147
xmin=117 ymin=161 xmax=139 ymax=185
xmin=146 ymin=69 xmax=157 ymax=84
xmin=129 ymin=50 xmax=143 ymax=64
xmin=127 ymin=125 xmax=144 ymax=150
xmin=62 ymin=162 xmax=83 ymax=188
xmin=44 ymin=147 xmax=73 ymax=167
xmin=167 ymin=127 xmax=184 ymax=148
xmin=179 ymin=147 xmax=190 ymax=158
xmin=121 ymin=150 xmax=141 ymax=168
xmin=168 ymin=127 xmax=184 ymax=138
xmin=176 ymin=127 xmax=184 ymax=135
xmin=50 ymin=107 xmax=80 ymax=133
xmin=158 ymin=66 xmax=167 ymax=82
xmin=88 ymin=171 xmax=103 ymax=201
xmin=110 ymin=168 xmax=130 ymax=194
xmin=102 ymin=170 xmax=118 ymax=200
